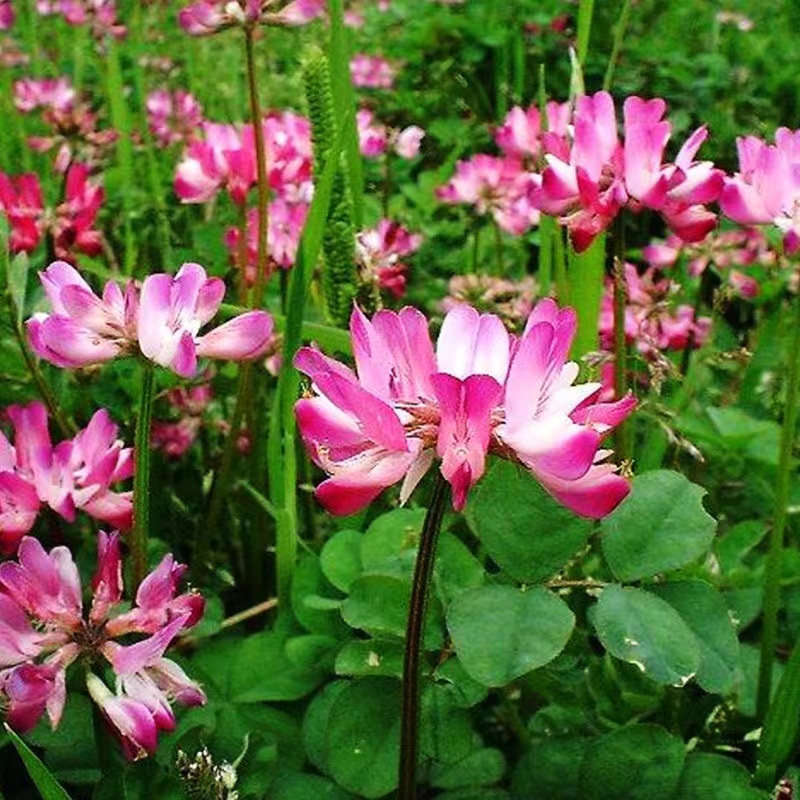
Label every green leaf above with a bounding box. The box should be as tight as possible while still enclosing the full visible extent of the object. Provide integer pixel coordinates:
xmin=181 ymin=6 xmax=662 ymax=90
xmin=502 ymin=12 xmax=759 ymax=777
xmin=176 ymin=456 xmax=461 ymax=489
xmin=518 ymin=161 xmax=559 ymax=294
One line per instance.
xmin=579 ymin=724 xmax=685 ymax=800
xmin=4 ymin=724 xmax=72 ymax=800
xmin=431 ymin=748 xmax=506 ymax=789
xmin=601 ymin=471 xmax=716 ymax=581
xmin=675 ymin=753 xmax=767 ymax=800
xmin=325 ymin=678 xmax=402 ymax=798
xmin=292 ymin=553 xmax=350 ymax=637
xmin=361 ymin=508 xmax=426 ymax=576
xmin=756 ymin=637 xmax=800 ymax=787
xmin=447 ymin=585 xmax=575 ymax=687
xmin=303 ymin=680 xmax=349 ymax=774
xmin=320 ymin=529 xmax=363 ymax=592
xmin=268 ymin=773 xmax=357 ymax=800
xmin=435 ymin=532 xmax=485 ymax=601
xmin=649 ymin=581 xmax=739 ymax=694
xmin=568 ymin=233 xmax=605 ymax=357
xmin=341 ymin=574 xmax=444 ymax=650
xmin=593 ymin=585 xmax=700 ymax=686
xmin=466 ymin=461 xmax=593 ymax=583
xmin=335 ymin=639 xmax=404 ymax=678
xmin=512 ymin=737 xmax=589 ymax=799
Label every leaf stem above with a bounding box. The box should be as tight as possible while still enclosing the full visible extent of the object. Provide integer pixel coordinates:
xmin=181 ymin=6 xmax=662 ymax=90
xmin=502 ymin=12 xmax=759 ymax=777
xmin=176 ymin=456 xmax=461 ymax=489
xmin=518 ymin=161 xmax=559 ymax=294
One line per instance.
xmin=757 ymin=283 xmax=800 ymax=720
xmin=399 ymin=473 xmax=449 ymax=800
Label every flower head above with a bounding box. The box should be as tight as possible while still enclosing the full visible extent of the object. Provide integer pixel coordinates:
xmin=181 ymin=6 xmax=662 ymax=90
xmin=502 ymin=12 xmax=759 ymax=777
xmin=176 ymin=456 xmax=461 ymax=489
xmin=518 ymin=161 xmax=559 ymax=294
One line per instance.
xmin=295 ymin=300 xmax=634 ymax=517
xmin=0 ymin=534 xmax=204 ymax=758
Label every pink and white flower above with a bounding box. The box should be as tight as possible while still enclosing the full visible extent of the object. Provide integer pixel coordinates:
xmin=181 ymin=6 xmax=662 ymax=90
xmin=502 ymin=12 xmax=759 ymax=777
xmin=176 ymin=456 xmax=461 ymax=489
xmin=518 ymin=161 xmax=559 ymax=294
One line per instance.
xmin=0 ymin=534 xmax=204 ymax=758
xmin=13 ymin=77 xmax=75 ymax=114
xmin=0 ymin=401 xmax=133 ymax=552
xmin=355 ymin=219 xmax=423 ymax=299
xmin=350 ymin=53 xmax=395 ymax=89
xmin=178 ymin=0 xmax=323 ymax=36
xmin=295 ymin=300 xmax=634 ymax=517
xmin=146 ymin=89 xmax=204 ymax=148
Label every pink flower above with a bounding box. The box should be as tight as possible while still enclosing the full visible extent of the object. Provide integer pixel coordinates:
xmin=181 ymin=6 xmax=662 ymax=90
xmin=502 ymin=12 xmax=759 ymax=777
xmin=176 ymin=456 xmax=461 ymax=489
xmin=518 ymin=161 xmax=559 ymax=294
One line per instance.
xmin=146 ymin=89 xmax=203 ymax=148
xmin=224 ymin=199 xmax=309 ymax=281
xmin=357 ymin=108 xmax=388 ymax=158
xmin=37 ymin=0 xmax=125 ymax=38
xmin=721 ymin=129 xmax=800 ymax=254
xmin=438 ymin=154 xmax=540 ymax=235
xmin=0 ymin=534 xmax=204 ymax=758
xmin=27 ymin=261 xmax=274 ymax=377
xmin=13 ymin=77 xmax=75 ymax=114
xmin=295 ymin=300 xmax=634 ymax=517
xmin=350 ymin=53 xmax=395 ymax=89
xmin=0 ymin=164 xmax=103 ymax=260
xmin=0 ymin=0 xmax=14 ymax=29
xmin=537 ymin=91 xmax=723 ymax=252
xmin=495 ymin=101 xmax=571 ymax=161
xmin=137 ymin=263 xmax=274 ymax=377
xmin=0 ymin=401 xmax=133 ymax=552
xmin=178 ymin=0 xmax=323 ymax=36
xmin=356 ymin=219 xmax=423 ymax=299
xmin=393 ymin=126 xmax=425 ymax=159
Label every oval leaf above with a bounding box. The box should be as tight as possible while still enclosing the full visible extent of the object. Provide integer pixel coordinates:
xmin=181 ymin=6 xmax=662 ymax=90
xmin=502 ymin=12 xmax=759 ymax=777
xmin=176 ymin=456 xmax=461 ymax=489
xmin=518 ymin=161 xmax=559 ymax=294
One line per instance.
xmin=447 ymin=585 xmax=575 ymax=687
xmin=601 ymin=470 xmax=716 ymax=581
xmin=593 ymin=585 xmax=701 ymax=686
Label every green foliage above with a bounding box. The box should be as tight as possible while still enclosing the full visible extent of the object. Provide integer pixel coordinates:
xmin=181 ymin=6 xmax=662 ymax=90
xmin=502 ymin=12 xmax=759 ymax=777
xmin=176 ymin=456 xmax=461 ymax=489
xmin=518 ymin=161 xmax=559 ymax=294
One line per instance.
xmin=4 ymin=725 xmax=72 ymax=800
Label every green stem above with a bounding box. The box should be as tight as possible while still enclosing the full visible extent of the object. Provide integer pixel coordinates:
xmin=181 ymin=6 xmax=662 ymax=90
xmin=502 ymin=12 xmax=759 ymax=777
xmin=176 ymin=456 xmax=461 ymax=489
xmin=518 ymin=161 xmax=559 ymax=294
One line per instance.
xmin=470 ymin=225 xmax=481 ymax=274
xmin=399 ymin=473 xmax=450 ymax=800
xmin=757 ymin=285 xmax=800 ymax=720
xmin=132 ymin=362 xmax=155 ymax=589
xmin=612 ymin=216 xmax=630 ymax=459
xmin=244 ymin=26 xmax=270 ymax=304
xmin=493 ymin=219 xmax=504 ymax=276
xmin=602 ymin=0 xmax=633 ymax=92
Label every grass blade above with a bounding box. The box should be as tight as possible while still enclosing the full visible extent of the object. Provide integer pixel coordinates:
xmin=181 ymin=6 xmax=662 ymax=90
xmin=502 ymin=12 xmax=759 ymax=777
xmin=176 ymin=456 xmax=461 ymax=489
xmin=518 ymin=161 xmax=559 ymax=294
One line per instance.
xmin=4 ymin=724 xmax=72 ymax=800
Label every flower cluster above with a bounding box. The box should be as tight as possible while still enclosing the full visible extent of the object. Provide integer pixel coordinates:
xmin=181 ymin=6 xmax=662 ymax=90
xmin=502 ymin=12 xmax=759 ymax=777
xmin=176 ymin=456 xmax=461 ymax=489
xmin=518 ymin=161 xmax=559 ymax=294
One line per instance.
xmin=0 ymin=534 xmax=204 ymax=759
xmin=0 ymin=402 xmax=132 ymax=554
xmin=27 ymin=261 xmax=274 ymax=378
xmin=350 ymin=53 xmax=395 ymax=89
xmin=356 ymin=108 xmax=424 ymax=160
xmin=441 ymin=274 xmax=539 ymax=329
xmin=0 ymin=163 xmax=104 ymax=260
xmin=178 ymin=0 xmax=323 ymax=36
xmin=146 ymin=89 xmax=204 ymax=148
xmin=643 ymin=227 xmax=784 ymax=300
xmin=36 ymin=0 xmax=126 ymax=39
xmin=720 ymin=128 xmax=800 ymax=255
xmin=151 ymin=383 xmax=214 ymax=458
xmin=295 ymin=300 xmax=634 ymax=518
xmin=355 ymin=219 xmax=423 ymax=299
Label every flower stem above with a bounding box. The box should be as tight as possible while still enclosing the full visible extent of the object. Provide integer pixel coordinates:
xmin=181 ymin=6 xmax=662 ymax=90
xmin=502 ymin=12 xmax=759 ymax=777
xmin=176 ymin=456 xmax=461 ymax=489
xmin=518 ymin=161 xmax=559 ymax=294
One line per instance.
xmin=399 ymin=473 xmax=449 ymax=800
xmin=244 ymin=25 xmax=270 ymax=304
xmin=493 ymin=219 xmax=504 ymax=276
xmin=612 ymin=216 xmax=630 ymax=460
xmin=131 ymin=361 xmax=155 ymax=589
xmin=757 ymin=284 xmax=800 ymax=720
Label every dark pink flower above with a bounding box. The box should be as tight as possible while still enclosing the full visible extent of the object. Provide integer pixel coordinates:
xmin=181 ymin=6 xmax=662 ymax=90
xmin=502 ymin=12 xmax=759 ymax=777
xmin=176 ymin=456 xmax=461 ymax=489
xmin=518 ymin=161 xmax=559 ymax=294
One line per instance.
xmin=146 ymin=89 xmax=203 ymax=148
xmin=0 ymin=401 xmax=132 ymax=552
xmin=0 ymin=534 xmax=204 ymax=758
xmin=356 ymin=219 xmax=423 ymax=299
xmin=178 ymin=0 xmax=323 ymax=36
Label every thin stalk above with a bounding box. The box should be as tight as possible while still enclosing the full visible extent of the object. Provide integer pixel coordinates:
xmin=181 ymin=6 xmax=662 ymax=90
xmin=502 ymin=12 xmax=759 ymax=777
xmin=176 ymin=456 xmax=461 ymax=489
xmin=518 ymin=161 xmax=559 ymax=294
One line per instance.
xmin=612 ymin=217 xmax=630 ymax=459
xmin=132 ymin=362 xmax=156 ymax=589
xmin=470 ymin=225 xmax=481 ymax=274
xmin=757 ymin=284 xmax=800 ymax=720
xmin=236 ymin=203 xmax=249 ymax=305
xmin=399 ymin=473 xmax=450 ymax=800
xmin=244 ymin=26 xmax=270 ymax=304
xmin=382 ymin=153 xmax=392 ymax=219
xmin=602 ymin=0 xmax=633 ymax=92
xmin=554 ymin=225 xmax=569 ymax=306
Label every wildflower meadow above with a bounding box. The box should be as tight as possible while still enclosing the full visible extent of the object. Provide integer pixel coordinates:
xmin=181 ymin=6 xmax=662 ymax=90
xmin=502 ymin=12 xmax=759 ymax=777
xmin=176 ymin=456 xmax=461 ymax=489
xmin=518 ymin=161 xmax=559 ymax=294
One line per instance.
xmin=1 ymin=0 xmax=800 ymax=798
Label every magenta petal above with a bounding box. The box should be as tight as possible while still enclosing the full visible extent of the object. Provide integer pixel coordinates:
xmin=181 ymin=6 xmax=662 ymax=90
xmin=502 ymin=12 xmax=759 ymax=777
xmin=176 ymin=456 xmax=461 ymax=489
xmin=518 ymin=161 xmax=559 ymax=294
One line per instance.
xmin=194 ymin=310 xmax=273 ymax=362
xmin=172 ymin=330 xmax=198 ymax=378
xmin=106 ymin=614 xmax=189 ymax=675
xmin=540 ymin=464 xmax=632 ymax=519
xmin=315 ymin=477 xmax=387 ymax=515
xmin=37 ymin=315 xmax=121 ymax=367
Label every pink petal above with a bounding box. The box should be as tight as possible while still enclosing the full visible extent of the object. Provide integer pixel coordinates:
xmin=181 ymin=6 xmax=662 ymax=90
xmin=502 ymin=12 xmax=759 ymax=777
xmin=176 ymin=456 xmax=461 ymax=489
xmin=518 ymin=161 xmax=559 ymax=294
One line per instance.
xmin=194 ymin=310 xmax=273 ymax=362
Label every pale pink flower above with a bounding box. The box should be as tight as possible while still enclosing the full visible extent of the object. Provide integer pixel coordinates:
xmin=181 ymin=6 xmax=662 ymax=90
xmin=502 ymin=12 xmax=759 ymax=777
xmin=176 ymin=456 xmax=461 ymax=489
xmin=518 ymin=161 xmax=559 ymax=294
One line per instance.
xmin=350 ymin=53 xmax=395 ymax=89
xmin=0 ymin=402 xmax=132 ymax=554
xmin=721 ymin=129 xmax=800 ymax=255
xmin=295 ymin=300 xmax=633 ymax=517
xmin=224 ymin=198 xmax=309 ymax=282
xmin=27 ymin=261 xmax=274 ymax=377
xmin=393 ymin=125 xmax=425 ymax=159
xmin=13 ymin=77 xmax=75 ymax=114
xmin=146 ymin=89 xmax=204 ymax=148
xmin=495 ymin=101 xmax=571 ymax=161
xmin=0 ymin=534 xmax=204 ymax=758
xmin=37 ymin=0 xmax=126 ymax=38
xmin=178 ymin=0 xmax=323 ymax=36
xmin=437 ymin=154 xmax=540 ymax=235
